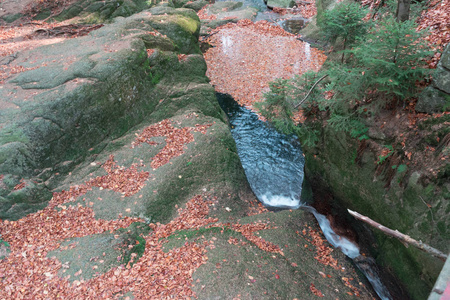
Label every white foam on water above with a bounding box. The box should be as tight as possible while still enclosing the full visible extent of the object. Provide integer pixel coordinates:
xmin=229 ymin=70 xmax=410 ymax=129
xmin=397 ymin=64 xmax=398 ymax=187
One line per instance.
xmin=259 ymin=193 xmax=301 ymax=209
xmin=305 ymin=43 xmax=311 ymax=61
xmin=221 ymin=35 xmax=233 ymax=56
xmin=309 ymin=208 xmax=360 ymax=259
xmin=309 ymin=207 xmax=392 ymax=299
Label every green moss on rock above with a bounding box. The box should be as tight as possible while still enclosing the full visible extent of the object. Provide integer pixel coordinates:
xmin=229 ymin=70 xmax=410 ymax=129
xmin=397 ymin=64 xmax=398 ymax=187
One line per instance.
xmin=301 ymin=124 xmax=447 ymax=299
xmin=0 ymin=8 xmax=207 ymax=220
xmin=48 ymin=222 xmax=151 ymax=281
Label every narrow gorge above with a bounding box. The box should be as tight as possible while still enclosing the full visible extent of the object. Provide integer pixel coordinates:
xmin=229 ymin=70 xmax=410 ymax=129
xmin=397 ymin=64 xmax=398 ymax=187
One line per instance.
xmin=0 ymin=0 xmax=448 ymax=298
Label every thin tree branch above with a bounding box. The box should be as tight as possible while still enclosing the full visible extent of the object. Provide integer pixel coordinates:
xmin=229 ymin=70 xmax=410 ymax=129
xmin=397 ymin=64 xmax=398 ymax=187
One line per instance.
xmin=294 ymin=74 xmax=328 ymax=109
xmin=348 ymin=209 xmax=447 ymax=261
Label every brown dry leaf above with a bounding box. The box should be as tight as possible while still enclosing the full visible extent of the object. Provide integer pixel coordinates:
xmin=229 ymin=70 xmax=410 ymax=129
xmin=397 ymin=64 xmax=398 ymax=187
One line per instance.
xmin=0 ymin=195 xmax=216 ymax=299
xmin=298 ymin=226 xmax=340 ymax=269
xmin=417 ymin=0 xmax=450 ymax=55
xmin=50 ymin=155 xmax=149 ymax=207
xmin=309 ymin=283 xmax=324 ymax=297
xmin=132 ymin=119 xmax=213 ymax=169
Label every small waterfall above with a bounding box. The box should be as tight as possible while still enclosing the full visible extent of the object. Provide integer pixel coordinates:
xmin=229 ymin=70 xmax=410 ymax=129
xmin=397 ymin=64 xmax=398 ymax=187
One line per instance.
xmin=306 ymin=206 xmax=392 ymax=300
xmin=305 ymin=206 xmax=360 ymax=259
xmin=218 ymin=93 xmax=392 ymax=300
xmin=354 ymin=256 xmax=392 ymax=300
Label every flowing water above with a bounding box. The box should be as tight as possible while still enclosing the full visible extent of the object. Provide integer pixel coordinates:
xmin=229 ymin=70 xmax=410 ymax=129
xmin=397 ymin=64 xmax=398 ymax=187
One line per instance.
xmin=308 ymin=206 xmax=392 ymax=300
xmin=217 ymin=93 xmax=392 ymax=300
xmin=217 ymin=93 xmax=304 ymax=209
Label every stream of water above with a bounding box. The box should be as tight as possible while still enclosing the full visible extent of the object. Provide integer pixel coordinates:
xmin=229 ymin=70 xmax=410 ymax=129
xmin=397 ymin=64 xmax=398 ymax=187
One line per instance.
xmin=217 ymin=93 xmax=392 ymax=300
xmin=218 ymin=93 xmax=304 ymax=209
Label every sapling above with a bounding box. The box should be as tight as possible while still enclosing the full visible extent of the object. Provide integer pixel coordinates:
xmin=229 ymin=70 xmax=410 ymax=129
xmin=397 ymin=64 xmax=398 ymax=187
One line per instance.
xmin=317 ymin=2 xmax=369 ymax=62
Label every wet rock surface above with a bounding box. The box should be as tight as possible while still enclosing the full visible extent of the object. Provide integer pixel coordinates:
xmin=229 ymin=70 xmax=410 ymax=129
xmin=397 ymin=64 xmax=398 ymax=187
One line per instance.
xmin=417 ymin=44 xmax=450 ymax=113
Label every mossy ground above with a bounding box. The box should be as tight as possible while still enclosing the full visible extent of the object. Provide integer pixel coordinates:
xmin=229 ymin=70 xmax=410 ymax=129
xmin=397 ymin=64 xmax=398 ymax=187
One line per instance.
xmin=48 ymin=222 xmax=150 ymax=282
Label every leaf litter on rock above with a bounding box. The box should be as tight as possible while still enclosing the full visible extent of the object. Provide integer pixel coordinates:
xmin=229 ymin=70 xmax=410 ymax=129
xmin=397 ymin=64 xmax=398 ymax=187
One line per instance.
xmin=204 ymin=19 xmax=327 ymax=110
xmin=1 ymin=175 xmax=291 ymax=298
xmin=132 ymin=119 xmax=213 ymax=169
xmin=0 ymin=116 xmax=218 ymax=298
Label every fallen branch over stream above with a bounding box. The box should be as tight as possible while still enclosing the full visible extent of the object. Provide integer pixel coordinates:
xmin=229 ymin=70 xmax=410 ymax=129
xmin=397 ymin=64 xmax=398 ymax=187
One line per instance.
xmin=294 ymin=74 xmax=328 ymax=109
xmin=347 ymin=209 xmax=448 ymax=262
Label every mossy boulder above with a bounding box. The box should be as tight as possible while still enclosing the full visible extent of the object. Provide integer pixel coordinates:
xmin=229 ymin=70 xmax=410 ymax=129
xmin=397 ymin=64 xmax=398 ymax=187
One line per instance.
xmin=0 ymin=7 xmax=203 ymax=220
xmin=208 ymin=1 xmax=244 ymax=13
xmin=206 ymin=1 xmax=258 ymax=21
xmin=60 ymin=111 xmax=246 ymax=223
xmin=147 ymin=7 xmax=201 ymax=53
xmin=163 ymin=209 xmax=378 ymax=299
xmin=48 ymin=222 xmax=150 ymax=281
xmin=199 ymin=1 xmax=258 ymax=35
xmin=0 ymin=0 xmax=157 ymax=24
xmin=417 ymin=44 xmax=450 ymax=113
xmin=183 ymin=0 xmax=208 ymax=11
xmin=266 ymin=0 xmax=295 ymax=8
xmin=55 ymin=0 xmax=154 ymax=23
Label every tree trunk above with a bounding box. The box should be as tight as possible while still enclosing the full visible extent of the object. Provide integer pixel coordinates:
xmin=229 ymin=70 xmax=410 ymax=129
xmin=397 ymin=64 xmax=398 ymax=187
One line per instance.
xmin=341 ymin=37 xmax=347 ymax=63
xmin=396 ymin=0 xmax=410 ymax=22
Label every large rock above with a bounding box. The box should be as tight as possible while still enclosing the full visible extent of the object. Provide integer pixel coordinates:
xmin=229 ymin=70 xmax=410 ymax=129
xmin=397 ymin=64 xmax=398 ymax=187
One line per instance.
xmin=199 ymin=1 xmax=259 ymax=35
xmin=417 ymin=44 xmax=450 ymax=113
xmin=434 ymin=65 xmax=450 ymax=94
xmin=302 ymin=123 xmax=449 ymax=300
xmin=440 ymin=45 xmax=450 ymax=70
xmin=267 ymin=0 xmax=296 ymax=8
xmin=55 ymin=0 xmax=152 ymax=22
xmin=208 ymin=1 xmax=244 ymax=13
xmin=0 ymin=7 xmax=203 ymax=220
xmin=207 ymin=1 xmax=258 ymax=20
xmin=416 ymin=86 xmax=450 ymax=113
xmin=0 ymin=0 xmax=149 ymax=23
xmin=183 ymin=0 xmax=209 ymax=11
